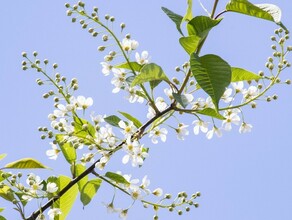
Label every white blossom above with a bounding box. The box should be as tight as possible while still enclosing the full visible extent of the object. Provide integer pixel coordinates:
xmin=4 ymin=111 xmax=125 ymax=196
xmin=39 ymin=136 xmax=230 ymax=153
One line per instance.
xmin=206 ymin=126 xmax=222 ymax=139
xmin=149 ymin=127 xmax=168 ymax=144
xmin=111 ymin=68 xmax=126 ymax=93
xmin=121 ymin=38 xmax=139 ymax=51
xmin=239 ymin=122 xmax=253 ymax=133
xmin=193 ymin=120 xmax=208 ymax=135
xmin=118 ymin=121 xmax=137 ymax=138
xmin=176 ymin=123 xmax=189 ymax=140
xmin=232 ymin=81 xmax=244 ymax=93
xmin=46 ymin=143 xmax=60 ymax=160
xmin=135 ymin=51 xmax=150 ymax=65
xmin=100 ymin=62 xmax=112 ymax=76
xmin=46 ymin=182 xmax=58 ymax=193
xmin=48 ymin=208 xmax=61 ymax=220
xmin=222 ymin=113 xmax=240 ymax=131
xmin=147 ymin=97 xmax=168 ymax=119
xmin=221 ymin=88 xmax=233 ymax=103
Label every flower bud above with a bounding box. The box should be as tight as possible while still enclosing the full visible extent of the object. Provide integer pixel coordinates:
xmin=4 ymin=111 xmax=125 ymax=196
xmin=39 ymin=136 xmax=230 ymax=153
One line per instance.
xmin=102 ymin=35 xmax=108 ymax=41
xmin=65 ymin=3 xmax=70 ymax=8
xmin=272 ymin=94 xmax=278 ymax=100
xmin=33 ymin=51 xmax=38 ymax=57
xmin=270 ymin=36 xmax=276 ymax=41
xmin=73 ymin=5 xmax=78 ymax=10
xmin=178 ymin=210 xmax=183 ymax=215
xmin=285 ymin=79 xmax=291 ymax=84
xmin=88 ymin=28 xmax=94 ymax=33
xmin=287 ymin=46 xmax=292 ymax=51
xmin=93 ymin=7 xmax=98 ymax=12
xmin=78 ymin=1 xmax=85 ymax=7
xmin=120 ymin=23 xmax=126 ymax=29
xmin=82 ymin=23 xmax=88 ymax=29
xmin=66 ymin=10 xmax=73 ymax=16
xmin=175 ymin=66 xmax=180 ymax=72
xmin=271 ymin=45 xmax=276 ymax=50
xmin=92 ymin=32 xmax=98 ymax=37
xmin=105 ymin=14 xmax=110 ymax=20
xmin=109 ymin=16 xmax=115 ymax=22
xmin=53 ymin=63 xmax=58 ymax=69
xmin=266 ymin=96 xmax=272 ymax=102
xmin=194 ymin=203 xmax=199 ymax=208
xmin=185 ymin=207 xmax=190 ymax=212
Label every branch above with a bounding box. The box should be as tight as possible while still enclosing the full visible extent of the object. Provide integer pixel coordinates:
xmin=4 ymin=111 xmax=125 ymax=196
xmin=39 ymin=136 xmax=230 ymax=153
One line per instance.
xmin=26 ymin=104 xmax=174 ymax=219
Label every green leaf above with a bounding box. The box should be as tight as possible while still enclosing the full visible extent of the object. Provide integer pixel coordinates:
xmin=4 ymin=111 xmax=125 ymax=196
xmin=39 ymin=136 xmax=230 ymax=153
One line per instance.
xmin=179 ymin=35 xmax=201 ymax=55
xmin=0 ymin=208 xmax=4 ymax=213
xmin=190 ymin=54 xmax=231 ymax=109
xmin=74 ymin=164 xmax=88 ymax=192
xmin=231 ymin=67 xmax=262 ymax=82
xmin=197 ymin=108 xmax=225 ymax=120
xmin=0 ymin=216 xmax=6 ymax=220
xmin=54 ymin=175 xmax=78 ymax=220
xmin=115 ymin=62 xmax=142 ymax=72
xmin=0 ymin=186 xmax=15 ymax=202
xmin=118 ymin=111 xmax=142 ymax=128
xmin=4 ymin=158 xmax=48 ymax=169
xmin=80 ymin=178 xmax=102 ymax=206
xmin=105 ymin=172 xmax=130 ymax=186
xmin=104 ymin=115 xmax=123 ymax=127
xmin=183 ymin=0 xmax=193 ymax=22
xmin=187 ymin=16 xmax=223 ymax=38
xmin=226 ymin=0 xmax=286 ymax=31
xmin=131 ymin=63 xmax=170 ymax=89
xmin=172 ymin=93 xmax=190 ymax=108
xmin=0 ymin=154 xmax=7 ymax=161
xmin=56 ymin=134 xmax=77 ymax=164
xmin=161 ymin=7 xmax=184 ymax=36
xmin=73 ymin=116 xmax=96 ymax=144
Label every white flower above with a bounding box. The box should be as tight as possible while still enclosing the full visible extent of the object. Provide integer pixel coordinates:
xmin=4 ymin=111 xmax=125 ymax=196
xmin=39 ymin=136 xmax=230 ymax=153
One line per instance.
xmin=140 ymin=175 xmax=150 ymax=192
xmin=125 ymin=86 xmax=144 ymax=103
xmin=149 ymin=127 xmax=168 ymax=144
xmin=135 ymin=51 xmax=150 ymax=65
xmin=164 ymin=88 xmax=174 ymax=100
xmin=193 ymin=120 xmax=208 ymax=135
xmin=95 ymin=155 xmax=109 ymax=170
xmin=118 ymin=121 xmax=137 ymax=138
xmin=90 ymin=112 xmax=105 ymax=125
xmin=147 ymin=97 xmax=168 ymax=119
xmin=48 ymin=208 xmax=61 ymax=220
xmin=119 ymin=209 xmax=128 ymax=220
xmin=26 ymin=173 xmax=43 ymax=192
xmin=222 ymin=113 xmax=240 ymax=131
xmin=122 ymin=138 xmax=148 ymax=167
xmin=152 ymin=188 xmax=163 ymax=197
xmin=111 ymin=68 xmax=126 ymax=93
xmin=36 ymin=213 xmax=46 ymax=220
xmin=46 ymin=143 xmax=60 ymax=160
xmin=74 ymin=96 xmax=93 ymax=110
xmin=232 ymin=81 xmax=244 ymax=93
xmin=122 ymin=38 xmax=139 ymax=51
xmin=22 ymin=194 xmax=33 ymax=201
xmin=176 ymin=123 xmax=189 ymax=140
xmin=243 ymin=85 xmax=259 ymax=101
xmin=131 ymin=188 xmax=143 ymax=200
xmin=206 ymin=126 xmax=222 ymax=139
xmin=100 ymin=62 xmax=112 ymax=76
xmin=46 ymin=182 xmax=58 ymax=193
xmin=239 ymin=122 xmax=253 ymax=133
xmin=221 ymin=88 xmax=233 ymax=103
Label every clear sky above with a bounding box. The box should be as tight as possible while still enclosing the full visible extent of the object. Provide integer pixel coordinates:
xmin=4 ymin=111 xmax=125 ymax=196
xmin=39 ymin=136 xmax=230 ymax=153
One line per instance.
xmin=1 ymin=0 xmax=292 ymax=220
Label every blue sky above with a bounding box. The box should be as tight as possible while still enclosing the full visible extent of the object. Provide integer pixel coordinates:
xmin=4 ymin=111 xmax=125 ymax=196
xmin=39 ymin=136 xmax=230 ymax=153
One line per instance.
xmin=1 ymin=0 xmax=292 ymax=219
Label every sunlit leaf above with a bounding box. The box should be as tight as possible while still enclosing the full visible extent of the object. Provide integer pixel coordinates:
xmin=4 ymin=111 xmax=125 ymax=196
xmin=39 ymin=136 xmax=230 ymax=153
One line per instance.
xmin=231 ymin=67 xmax=262 ymax=82
xmin=0 ymin=186 xmax=15 ymax=202
xmin=74 ymin=164 xmax=88 ymax=192
xmin=105 ymin=172 xmax=130 ymax=186
xmin=161 ymin=7 xmax=184 ymax=36
xmin=190 ymin=54 xmax=231 ymax=109
xmin=4 ymin=158 xmax=48 ymax=169
xmin=118 ymin=111 xmax=142 ymax=128
xmin=0 ymin=215 xmax=6 ymax=220
xmin=183 ymin=0 xmax=193 ymax=22
xmin=104 ymin=115 xmax=123 ymax=127
xmin=197 ymin=108 xmax=225 ymax=120
xmin=179 ymin=35 xmax=201 ymax=54
xmin=56 ymin=135 xmax=76 ymax=164
xmin=0 ymin=208 xmax=4 ymax=213
xmin=115 ymin=62 xmax=142 ymax=72
xmin=187 ymin=16 xmax=223 ymax=38
xmin=0 ymin=154 xmax=7 ymax=161
xmin=73 ymin=116 xmax=96 ymax=144
xmin=54 ymin=175 xmax=78 ymax=220
xmin=226 ymin=0 xmax=287 ymax=31
xmin=80 ymin=178 xmax=102 ymax=206
xmin=131 ymin=63 xmax=170 ymax=89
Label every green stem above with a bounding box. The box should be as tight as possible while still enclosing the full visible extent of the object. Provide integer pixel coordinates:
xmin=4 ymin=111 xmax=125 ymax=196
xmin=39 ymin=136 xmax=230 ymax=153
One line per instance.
xmin=211 ymin=0 xmax=220 ymax=19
